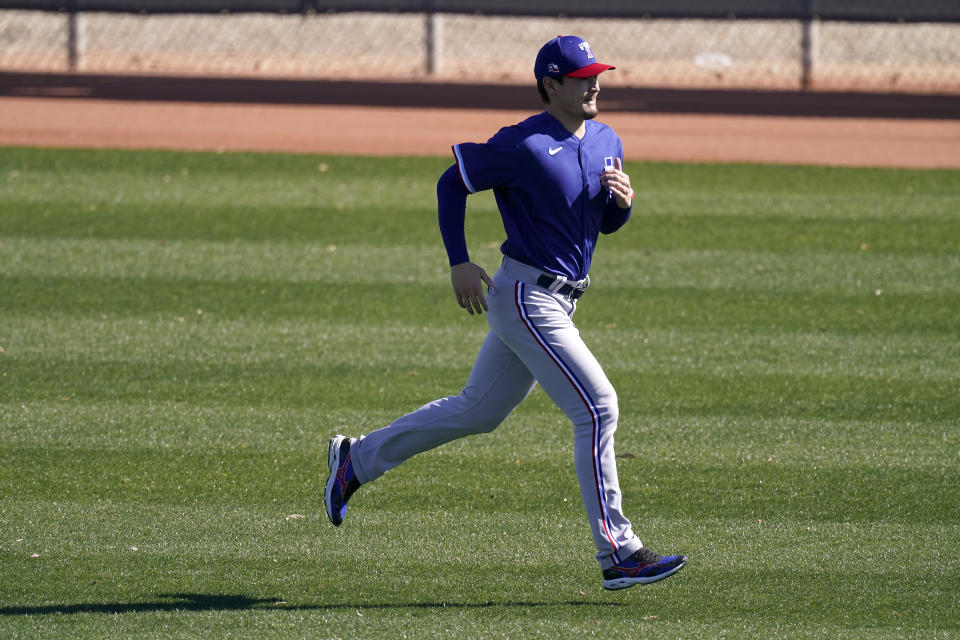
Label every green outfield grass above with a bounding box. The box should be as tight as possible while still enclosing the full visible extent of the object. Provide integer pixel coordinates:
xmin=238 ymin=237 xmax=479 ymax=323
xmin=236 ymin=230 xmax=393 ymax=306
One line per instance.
xmin=1 ymin=146 xmax=958 ymax=639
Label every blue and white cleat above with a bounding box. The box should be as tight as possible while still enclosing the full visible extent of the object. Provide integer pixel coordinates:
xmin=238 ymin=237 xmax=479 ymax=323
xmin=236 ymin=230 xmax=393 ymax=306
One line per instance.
xmin=324 ymin=435 xmax=360 ymax=526
xmin=602 ymin=547 xmax=687 ymax=590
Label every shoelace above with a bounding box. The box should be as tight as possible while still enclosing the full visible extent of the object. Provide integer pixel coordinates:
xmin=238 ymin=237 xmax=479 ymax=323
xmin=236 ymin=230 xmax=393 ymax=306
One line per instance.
xmin=629 ymin=547 xmax=664 ymax=565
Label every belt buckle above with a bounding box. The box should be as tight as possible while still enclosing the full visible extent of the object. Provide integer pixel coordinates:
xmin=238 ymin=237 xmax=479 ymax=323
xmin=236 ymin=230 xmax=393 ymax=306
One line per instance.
xmin=570 ymin=275 xmax=589 ymax=300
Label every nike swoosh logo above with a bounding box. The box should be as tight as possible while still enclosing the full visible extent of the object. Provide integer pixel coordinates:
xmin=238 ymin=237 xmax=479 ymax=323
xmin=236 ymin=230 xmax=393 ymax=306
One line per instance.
xmin=548 ymin=146 xmax=563 ymax=156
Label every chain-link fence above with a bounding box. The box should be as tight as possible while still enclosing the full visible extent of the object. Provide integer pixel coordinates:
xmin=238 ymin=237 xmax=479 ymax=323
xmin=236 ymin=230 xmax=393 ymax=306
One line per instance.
xmin=2 ymin=9 xmax=959 ymax=93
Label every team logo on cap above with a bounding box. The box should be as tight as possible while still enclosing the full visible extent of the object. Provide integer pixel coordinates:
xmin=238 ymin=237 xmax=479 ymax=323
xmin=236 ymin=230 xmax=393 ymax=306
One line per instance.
xmin=579 ymin=42 xmax=595 ymax=59
xmin=547 ymin=63 xmax=560 ymax=74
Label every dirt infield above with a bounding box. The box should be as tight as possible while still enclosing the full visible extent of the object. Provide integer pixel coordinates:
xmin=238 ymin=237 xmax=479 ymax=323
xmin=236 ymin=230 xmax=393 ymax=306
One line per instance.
xmin=2 ymin=75 xmax=959 ymax=168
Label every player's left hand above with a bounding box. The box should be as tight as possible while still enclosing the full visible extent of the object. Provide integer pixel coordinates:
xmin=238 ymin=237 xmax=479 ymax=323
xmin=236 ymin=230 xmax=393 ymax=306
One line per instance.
xmin=450 ymin=261 xmax=495 ymax=316
xmin=601 ymin=157 xmax=634 ymax=209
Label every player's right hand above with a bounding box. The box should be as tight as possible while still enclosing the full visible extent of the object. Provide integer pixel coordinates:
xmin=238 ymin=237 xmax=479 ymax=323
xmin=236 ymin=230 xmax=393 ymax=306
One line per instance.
xmin=450 ymin=262 xmax=494 ymax=315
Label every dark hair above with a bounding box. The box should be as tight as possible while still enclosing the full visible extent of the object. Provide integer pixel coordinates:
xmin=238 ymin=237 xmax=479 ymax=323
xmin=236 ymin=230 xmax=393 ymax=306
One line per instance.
xmin=537 ymin=75 xmax=564 ymax=104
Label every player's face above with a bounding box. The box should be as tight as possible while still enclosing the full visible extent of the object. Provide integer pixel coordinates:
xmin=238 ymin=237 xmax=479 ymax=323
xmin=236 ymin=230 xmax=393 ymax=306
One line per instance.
xmin=557 ymin=74 xmax=600 ymax=121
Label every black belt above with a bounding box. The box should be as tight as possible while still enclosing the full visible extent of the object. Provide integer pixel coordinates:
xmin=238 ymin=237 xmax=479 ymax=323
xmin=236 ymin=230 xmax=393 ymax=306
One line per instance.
xmin=536 ymin=274 xmax=588 ymax=300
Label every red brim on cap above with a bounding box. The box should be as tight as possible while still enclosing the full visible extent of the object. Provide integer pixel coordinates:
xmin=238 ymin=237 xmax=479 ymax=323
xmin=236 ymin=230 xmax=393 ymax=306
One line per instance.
xmin=566 ymin=62 xmax=616 ymax=78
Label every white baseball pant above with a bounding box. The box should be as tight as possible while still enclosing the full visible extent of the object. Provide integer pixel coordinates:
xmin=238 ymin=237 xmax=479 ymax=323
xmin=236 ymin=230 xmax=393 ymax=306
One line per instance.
xmin=350 ymin=256 xmax=642 ymax=568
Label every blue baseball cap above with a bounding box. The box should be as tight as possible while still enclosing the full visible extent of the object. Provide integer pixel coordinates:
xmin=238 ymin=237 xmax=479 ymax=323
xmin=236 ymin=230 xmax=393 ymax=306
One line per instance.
xmin=534 ymin=35 xmax=615 ymax=80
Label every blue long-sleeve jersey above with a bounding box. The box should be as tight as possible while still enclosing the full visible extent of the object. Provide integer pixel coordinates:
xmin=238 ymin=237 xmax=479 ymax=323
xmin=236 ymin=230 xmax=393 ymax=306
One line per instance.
xmin=438 ymin=111 xmax=632 ymax=281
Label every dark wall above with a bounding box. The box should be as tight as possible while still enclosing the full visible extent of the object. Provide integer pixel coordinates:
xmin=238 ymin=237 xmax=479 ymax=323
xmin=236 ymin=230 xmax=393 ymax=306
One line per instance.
xmin=2 ymin=0 xmax=958 ymax=22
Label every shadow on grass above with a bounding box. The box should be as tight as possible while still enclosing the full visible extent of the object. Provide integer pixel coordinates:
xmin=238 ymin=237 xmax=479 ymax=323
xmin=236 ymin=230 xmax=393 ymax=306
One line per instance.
xmin=0 ymin=592 xmax=625 ymax=616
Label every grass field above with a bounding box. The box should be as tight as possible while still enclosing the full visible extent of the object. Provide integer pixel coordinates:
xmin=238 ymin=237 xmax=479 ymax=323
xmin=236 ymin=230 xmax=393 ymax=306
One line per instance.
xmin=1 ymin=146 xmax=958 ymax=639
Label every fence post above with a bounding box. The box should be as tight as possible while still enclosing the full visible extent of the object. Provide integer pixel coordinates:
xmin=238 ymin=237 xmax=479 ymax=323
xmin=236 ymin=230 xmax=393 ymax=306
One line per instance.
xmin=800 ymin=0 xmax=818 ymax=90
xmin=425 ymin=1 xmax=442 ymax=75
xmin=801 ymin=19 xmax=818 ymax=90
xmin=425 ymin=11 xmax=442 ymax=75
xmin=67 ymin=0 xmax=81 ymax=71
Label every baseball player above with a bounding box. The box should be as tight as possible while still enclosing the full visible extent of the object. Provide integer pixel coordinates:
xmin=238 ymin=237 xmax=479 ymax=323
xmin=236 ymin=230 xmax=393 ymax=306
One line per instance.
xmin=325 ymin=35 xmax=686 ymax=590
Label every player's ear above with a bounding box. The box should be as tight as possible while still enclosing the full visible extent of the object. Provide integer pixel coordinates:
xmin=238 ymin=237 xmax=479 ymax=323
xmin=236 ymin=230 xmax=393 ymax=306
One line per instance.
xmin=543 ymin=77 xmax=557 ymax=93
xmin=538 ymin=76 xmax=565 ymax=104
